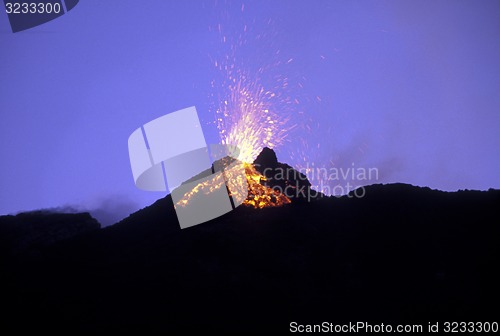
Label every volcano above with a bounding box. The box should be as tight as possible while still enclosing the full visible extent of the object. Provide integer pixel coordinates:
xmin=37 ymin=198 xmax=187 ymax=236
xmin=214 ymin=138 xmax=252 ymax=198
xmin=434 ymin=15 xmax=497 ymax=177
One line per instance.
xmin=1 ymin=148 xmax=499 ymax=333
xmin=174 ymin=147 xmax=321 ymax=213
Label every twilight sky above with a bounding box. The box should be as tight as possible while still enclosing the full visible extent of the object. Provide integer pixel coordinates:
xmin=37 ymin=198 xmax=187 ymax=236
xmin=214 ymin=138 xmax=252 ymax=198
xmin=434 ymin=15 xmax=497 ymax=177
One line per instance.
xmin=1 ymin=0 xmax=499 ymax=225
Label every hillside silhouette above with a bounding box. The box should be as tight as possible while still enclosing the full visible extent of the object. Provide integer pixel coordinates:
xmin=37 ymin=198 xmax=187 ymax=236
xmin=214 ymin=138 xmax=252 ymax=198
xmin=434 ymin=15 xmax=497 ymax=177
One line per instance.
xmin=1 ymin=149 xmax=499 ymax=333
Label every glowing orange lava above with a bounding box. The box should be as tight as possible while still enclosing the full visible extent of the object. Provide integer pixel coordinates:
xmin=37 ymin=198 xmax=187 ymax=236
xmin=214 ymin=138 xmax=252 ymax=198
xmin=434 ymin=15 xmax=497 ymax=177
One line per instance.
xmin=174 ymin=161 xmax=290 ymax=209
xmin=240 ymin=162 xmax=291 ymax=208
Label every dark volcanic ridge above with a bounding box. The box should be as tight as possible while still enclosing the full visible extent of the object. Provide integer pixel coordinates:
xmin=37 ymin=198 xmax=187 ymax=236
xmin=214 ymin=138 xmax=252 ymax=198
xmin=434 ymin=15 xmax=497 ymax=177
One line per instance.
xmin=1 ymin=148 xmax=499 ymax=333
xmin=253 ymin=147 xmax=322 ymax=201
xmin=0 ymin=211 xmax=100 ymax=257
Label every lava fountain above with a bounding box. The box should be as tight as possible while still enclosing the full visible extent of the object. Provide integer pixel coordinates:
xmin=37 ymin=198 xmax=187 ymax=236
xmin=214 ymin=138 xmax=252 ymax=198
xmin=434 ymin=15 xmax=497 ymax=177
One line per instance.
xmin=174 ymin=74 xmax=295 ymax=210
xmin=176 ymin=8 xmax=302 ymax=209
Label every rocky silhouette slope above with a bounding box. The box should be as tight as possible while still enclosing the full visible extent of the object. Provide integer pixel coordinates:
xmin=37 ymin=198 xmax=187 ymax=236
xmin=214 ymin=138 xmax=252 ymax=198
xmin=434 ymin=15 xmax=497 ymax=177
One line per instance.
xmin=0 ymin=211 xmax=100 ymax=258
xmin=1 ymin=149 xmax=499 ymax=333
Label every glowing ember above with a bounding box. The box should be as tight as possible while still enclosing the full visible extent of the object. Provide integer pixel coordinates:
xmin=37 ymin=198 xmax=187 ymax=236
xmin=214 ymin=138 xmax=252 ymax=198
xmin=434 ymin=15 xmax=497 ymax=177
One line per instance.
xmin=215 ymin=75 xmax=291 ymax=164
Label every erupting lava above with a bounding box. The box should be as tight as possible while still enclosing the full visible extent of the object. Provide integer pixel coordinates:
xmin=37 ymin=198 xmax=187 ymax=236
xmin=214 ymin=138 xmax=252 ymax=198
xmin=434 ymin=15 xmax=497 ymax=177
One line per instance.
xmin=174 ymin=159 xmax=291 ymax=210
xmin=209 ymin=61 xmax=294 ymax=209
xmin=175 ymin=11 xmax=301 ymax=209
xmin=215 ymin=76 xmax=291 ymax=164
xmin=241 ymin=162 xmax=291 ymax=208
xmin=212 ymin=78 xmax=293 ymax=208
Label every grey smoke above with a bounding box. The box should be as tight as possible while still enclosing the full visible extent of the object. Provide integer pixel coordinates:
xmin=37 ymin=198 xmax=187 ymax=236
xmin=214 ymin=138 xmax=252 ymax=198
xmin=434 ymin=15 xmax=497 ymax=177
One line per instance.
xmin=87 ymin=197 xmax=139 ymax=227
xmin=23 ymin=196 xmax=139 ymax=227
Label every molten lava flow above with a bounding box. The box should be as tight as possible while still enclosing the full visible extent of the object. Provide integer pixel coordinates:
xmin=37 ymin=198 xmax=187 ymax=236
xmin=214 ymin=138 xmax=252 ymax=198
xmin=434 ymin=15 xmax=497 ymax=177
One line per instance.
xmin=174 ymin=172 xmax=226 ymax=208
xmin=174 ymin=161 xmax=291 ymax=209
xmin=240 ymin=162 xmax=291 ymax=208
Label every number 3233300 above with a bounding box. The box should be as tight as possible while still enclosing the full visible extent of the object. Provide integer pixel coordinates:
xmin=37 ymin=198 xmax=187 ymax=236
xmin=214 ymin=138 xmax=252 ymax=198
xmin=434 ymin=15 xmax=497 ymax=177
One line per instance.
xmin=5 ymin=2 xmax=62 ymax=14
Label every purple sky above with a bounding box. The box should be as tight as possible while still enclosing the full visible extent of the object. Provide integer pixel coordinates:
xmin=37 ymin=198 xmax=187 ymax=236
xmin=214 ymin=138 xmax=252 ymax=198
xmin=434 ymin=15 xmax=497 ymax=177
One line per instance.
xmin=1 ymin=1 xmax=499 ymax=224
